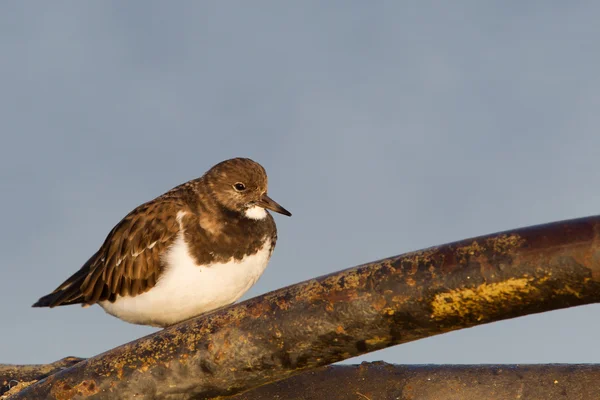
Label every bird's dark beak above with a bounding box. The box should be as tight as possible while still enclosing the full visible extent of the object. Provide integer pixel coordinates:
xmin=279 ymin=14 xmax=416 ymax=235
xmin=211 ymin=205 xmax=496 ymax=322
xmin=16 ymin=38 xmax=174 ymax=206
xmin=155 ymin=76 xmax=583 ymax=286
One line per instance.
xmin=257 ymin=194 xmax=292 ymax=217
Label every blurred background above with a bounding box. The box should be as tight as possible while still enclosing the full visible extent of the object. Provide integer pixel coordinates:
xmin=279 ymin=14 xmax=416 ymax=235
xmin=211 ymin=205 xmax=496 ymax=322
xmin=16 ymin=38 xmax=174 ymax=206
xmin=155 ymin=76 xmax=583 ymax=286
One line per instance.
xmin=2 ymin=1 xmax=600 ymax=364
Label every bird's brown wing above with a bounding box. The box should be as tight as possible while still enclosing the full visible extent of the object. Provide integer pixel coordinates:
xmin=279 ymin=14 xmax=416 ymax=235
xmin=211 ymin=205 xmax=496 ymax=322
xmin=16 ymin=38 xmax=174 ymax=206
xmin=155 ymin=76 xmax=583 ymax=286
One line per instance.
xmin=33 ymin=200 xmax=184 ymax=308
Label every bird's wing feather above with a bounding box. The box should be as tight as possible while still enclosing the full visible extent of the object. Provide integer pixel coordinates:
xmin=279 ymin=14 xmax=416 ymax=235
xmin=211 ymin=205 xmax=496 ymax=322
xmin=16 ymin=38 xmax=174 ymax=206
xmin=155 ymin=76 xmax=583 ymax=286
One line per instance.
xmin=35 ymin=199 xmax=185 ymax=307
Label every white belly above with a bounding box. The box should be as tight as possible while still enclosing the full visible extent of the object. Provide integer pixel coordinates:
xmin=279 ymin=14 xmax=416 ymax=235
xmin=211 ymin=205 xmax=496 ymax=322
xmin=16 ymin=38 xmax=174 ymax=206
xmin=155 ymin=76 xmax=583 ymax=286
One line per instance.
xmin=99 ymin=234 xmax=272 ymax=327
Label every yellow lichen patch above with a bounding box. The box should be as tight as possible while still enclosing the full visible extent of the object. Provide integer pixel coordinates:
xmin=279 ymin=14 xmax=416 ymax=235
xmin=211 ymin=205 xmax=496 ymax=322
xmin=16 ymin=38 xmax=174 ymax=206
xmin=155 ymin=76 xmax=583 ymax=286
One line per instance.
xmin=293 ymin=280 xmax=325 ymax=302
xmin=344 ymin=272 xmax=362 ymax=288
xmin=293 ymin=266 xmax=377 ymax=304
xmin=402 ymin=248 xmax=439 ymax=267
xmin=430 ymin=277 xmax=535 ymax=320
xmin=379 ymin=259 xmax=398 ymax=273
xmin=555 ymin=285 xmax=583 ymax=299
xmin=365 ymin=336 xmax=388 ymax=347
xmin=486 ymin=234 xmax=526 ymax=254
xmin=456 ymin=241 xmax=486 ymax=263
xmin=455 ymin=234 xmax=525 ymax=264
xmin=320 ymin=271 xmax=362 ymax=291
xmin=358 ymin=261 xmax=386 ymax=275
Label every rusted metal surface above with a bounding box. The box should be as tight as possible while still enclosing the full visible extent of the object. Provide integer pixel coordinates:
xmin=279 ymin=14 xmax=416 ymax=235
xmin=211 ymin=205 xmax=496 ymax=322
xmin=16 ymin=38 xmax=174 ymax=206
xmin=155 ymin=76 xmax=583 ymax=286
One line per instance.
xmin=229 ymin=362 xmax=600 ymax=400
xmin=7 ymin=361 xmax=600 ymax=400
xmin=6 ymin=361 xmax=600 ymax=400
xmin=13 ymin=215 xmax=600 ymax=399
xmin=0 ymin=357 xmax=83 ymax=396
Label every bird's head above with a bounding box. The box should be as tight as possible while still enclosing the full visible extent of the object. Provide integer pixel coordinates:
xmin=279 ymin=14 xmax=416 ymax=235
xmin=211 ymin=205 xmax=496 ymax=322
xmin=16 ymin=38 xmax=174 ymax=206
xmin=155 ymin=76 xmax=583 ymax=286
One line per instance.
xmin=205 ymin=158 xmax=291 ymax=219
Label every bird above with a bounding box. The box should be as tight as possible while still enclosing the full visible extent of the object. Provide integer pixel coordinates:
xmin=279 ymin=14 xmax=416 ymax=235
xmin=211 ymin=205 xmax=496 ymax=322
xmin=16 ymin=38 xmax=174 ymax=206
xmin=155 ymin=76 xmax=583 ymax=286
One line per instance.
xmin=32 ymin=158 xmax=291 ymax=327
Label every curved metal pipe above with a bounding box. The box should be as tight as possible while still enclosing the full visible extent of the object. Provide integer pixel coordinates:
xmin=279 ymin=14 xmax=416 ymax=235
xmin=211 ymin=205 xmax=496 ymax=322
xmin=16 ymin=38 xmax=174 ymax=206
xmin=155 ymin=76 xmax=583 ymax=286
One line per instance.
xmin=14 ymin=215 xmax=600 ymax=399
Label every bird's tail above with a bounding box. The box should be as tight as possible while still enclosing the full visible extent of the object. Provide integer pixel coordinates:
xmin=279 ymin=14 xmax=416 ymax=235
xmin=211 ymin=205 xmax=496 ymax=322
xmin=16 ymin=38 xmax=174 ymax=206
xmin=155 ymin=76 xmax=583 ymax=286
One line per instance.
xmin=32 ymin=292 xmax=60 ymax=308
xmin=32 ymin=288 xmax=88 ymax=308
xmin=32 ymin=252 xmax=100 ymax=308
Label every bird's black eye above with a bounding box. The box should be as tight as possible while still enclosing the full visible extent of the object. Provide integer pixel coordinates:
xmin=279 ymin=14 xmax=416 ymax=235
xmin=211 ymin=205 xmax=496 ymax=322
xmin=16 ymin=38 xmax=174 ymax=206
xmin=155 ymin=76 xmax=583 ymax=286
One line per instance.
xmin=233 ymin=182 xmax=246 ymax=191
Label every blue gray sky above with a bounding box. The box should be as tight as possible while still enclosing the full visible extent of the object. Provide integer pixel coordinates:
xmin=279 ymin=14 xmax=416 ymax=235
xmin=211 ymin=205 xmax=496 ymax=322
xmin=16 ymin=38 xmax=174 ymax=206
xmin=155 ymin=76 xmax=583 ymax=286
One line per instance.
xmin=2 ymin=2 xmax=600 ymax=365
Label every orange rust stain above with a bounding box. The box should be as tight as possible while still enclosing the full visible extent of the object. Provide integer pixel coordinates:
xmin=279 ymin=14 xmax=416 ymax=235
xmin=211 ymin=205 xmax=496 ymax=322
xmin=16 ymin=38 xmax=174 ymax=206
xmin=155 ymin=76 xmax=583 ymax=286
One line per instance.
xmin=378 ymin=259 xmax=398 ymax=274
xmin=325 ymin=290 xmax=360 ymax=303
xmin=329 ymin=271 xmax=363 ymax=289
xmin=50 ymin=380 xmax=99 ymax=400
xmin=89 ymin=322 xmax=204 ymax=379
xmin=248 ymin=302 xmax=271 ymax=318
xmin=294 ymin=280 xmax=325 ymax=302
xmin=590 ymin=265 xmax=600 ymax=282
xmin=403 ymin=248 xmax=438 ymax=264
xmin=392 ymin=294 xmax=411 ymax=304
xmin=275 ymin=297 xmax=290 ymax=310
xmin=400 ymin=248 xmax=441 ymax=273
xmin=116 ymin=365 xmax=124 ymax=380
xmin=406 ymin=277 xmax=416 ymax=287
xmin=336 ymin=325 xmax=347 ymax=334
xmin=292 ymin=269 xmax=371 ymax=305
xmin=371 ymin=296 xmax=387 ymax=312
xmin=428 ymin=264 xmax=437 ymax=279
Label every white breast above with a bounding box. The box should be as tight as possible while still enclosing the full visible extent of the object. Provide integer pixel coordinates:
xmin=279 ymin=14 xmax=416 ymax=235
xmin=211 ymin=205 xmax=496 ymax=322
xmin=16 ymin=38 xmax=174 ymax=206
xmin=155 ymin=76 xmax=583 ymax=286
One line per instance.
xmin=99 ymin=233 xmax=272 ymax=327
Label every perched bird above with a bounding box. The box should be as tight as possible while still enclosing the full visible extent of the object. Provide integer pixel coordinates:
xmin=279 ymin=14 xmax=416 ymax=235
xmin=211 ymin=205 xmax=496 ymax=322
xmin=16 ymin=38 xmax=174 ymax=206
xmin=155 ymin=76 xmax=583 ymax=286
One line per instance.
xmin=33 ymin=158 xmax=291 ymax=327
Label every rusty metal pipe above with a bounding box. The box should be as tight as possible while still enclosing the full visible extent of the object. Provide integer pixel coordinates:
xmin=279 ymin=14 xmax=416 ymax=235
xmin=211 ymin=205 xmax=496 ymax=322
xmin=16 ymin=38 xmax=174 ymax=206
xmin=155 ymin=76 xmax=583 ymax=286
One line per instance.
xmin=6 ymin=361 xmax=600 ymax=399
xmin=13 ymin=216 xmax=600 ymax=399
xmin=0 ymin=357 xmax=84 ymax=396
xmin=230 ymin=362 xmax=600 ymax=400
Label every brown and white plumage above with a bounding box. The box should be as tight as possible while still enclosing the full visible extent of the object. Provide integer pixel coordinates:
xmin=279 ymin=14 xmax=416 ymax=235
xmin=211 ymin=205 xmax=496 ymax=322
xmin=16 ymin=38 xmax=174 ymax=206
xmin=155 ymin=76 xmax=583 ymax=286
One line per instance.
xmin=33 ymin=158 xmax=291 ymax=327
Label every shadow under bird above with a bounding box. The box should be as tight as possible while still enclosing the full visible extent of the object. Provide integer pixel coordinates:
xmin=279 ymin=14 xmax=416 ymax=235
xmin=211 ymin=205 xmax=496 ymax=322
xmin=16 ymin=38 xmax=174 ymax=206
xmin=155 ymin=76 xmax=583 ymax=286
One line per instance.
xmin=33 ymin=158 xmax=291 ymax=327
